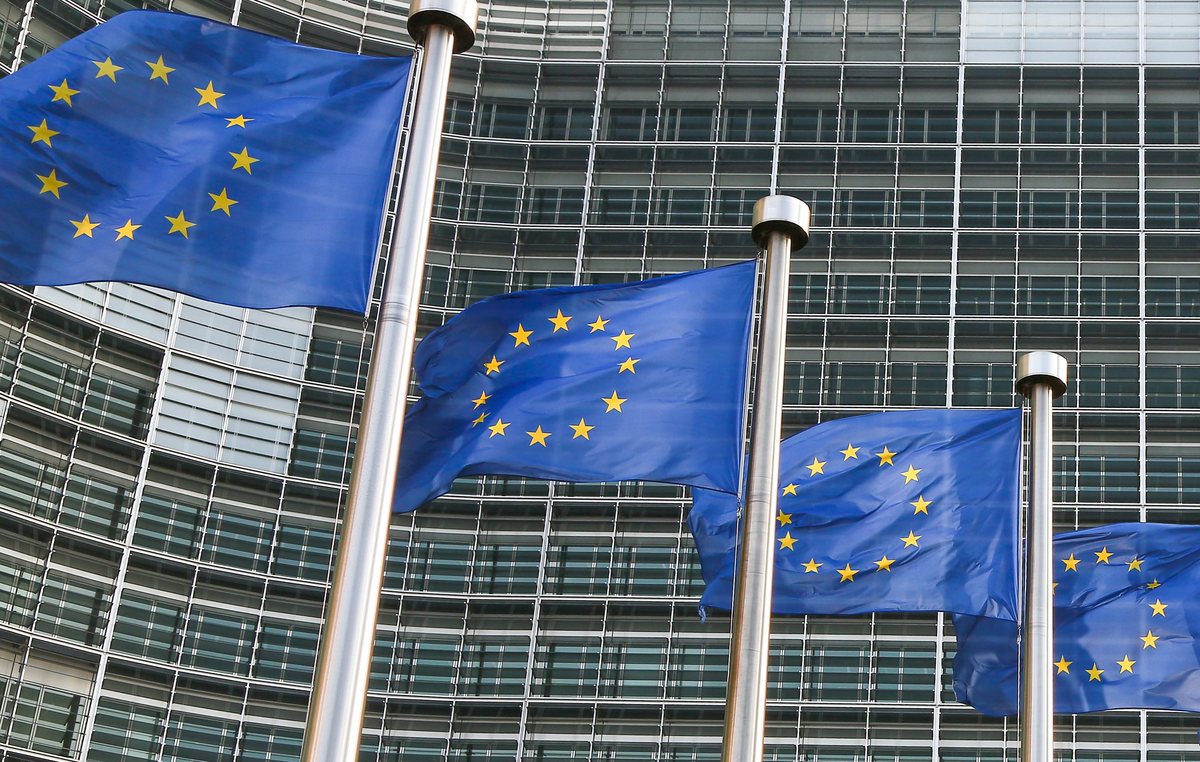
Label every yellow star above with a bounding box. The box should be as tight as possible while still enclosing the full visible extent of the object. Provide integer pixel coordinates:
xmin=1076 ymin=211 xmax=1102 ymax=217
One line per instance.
xmin=229 ymin=147 xmax=259 ymax=173
xmin=1147 ymin=579 xmax=1161 ymax=589
xmin=527 ymin=426 xmax=551 ymax=446
xmin=837 ymin=563 xmax=858 ymax=583
xmin=225 ymin=115 xmax=252 ymax=128
xmin=1116 ymin=655 xmax=1135 ymax=674
xmin=802 ymin=558 xmax=821 ymax=573
xmin=611 ymin=330 xmax=635 ymax=349
xmin=876 ymin=446 xmax=896 ymax=466
xmin=778 ymin=532 xmax=797 ymax=551
xmin=776 ymin=510 xmax=792 ymax=527
xmin=874 ymin=555 xmax=895 ymax=572
xmin=1127 ymin=557 xmax=1143 ymax=572
xmin=114 ymin=220 xmax=141 ymax=240
xmin=548 ymin=309 xmax=571 ymax=332
xmin=1094 ymin=547 xmax=1113 ymax=564
xmin=27 ymin=119 xmax=59 ymax=147
xmin=806 ymin=457 xmax=826 ymax=476
xmin=569 ymin=418 xmax=594 ymax=440
xmin=195 ymin=80 xmax=225 ymax=108
xmin=487 ymin=418 xmax=509 ymax=437
xmin=208 ymin=188 xmax=238 ymax=215
xmin=470 ymin=412 xmax=488 ymax=427
xmin=92 ymin=57 xmax=122 ymax=81
xmin=48 ymin=79 xmax=79 ymax=106
xmin=588 ymin=315 xmax=609 ymax=332
xmin=509 ymin=324 xmax=533 ymax=347
xmin=471 ymin=391 xmax=491 ymax=409
xmin=840 ymin=443 xmax=860 ymax=460
xmin=483 ymin=356 xmax=504 ymax=375
xmin=1150 ymin=599 xmax=1168 ymax=616
xmin=1086 ymin=663 xmax=1104 ymax=682
xmin=165 ymin=210 xmax=196 ymax=238
xmin=901 ymin=531 xmax=921 ymax=548
xmin=911 ymin=495 xmax=931 ymax=515
xmin=618 ymin=357 xmax=640 ymax=374
xmin=1141 ymin=630 xmax=1159 ymax=649
xmin=70 ymin=213 xmax=100 ymax=238
xmin=1062 ymin=554 xmax=1080 ymax=572
xmin=1054 ymin=656 xmax=1072 ymax=674
xmin=901 ymin=465 xmax=921 ymax=484
xmin=36 ymin=169 xmax=67 ymax=198
xmin=782 ymin=483 xmax=798 ymax=496
xmin=601 ymin=391 xmax=626 ymax=412
xmin=145 ymin=55 xmax=174 ymax=83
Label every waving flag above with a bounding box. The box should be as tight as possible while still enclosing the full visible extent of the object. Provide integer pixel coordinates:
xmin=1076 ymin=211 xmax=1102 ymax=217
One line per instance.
xmin=953 ymin=522 xmax=1200 ymax=715
xmin=393 ymin=262 xmax=757 ymax=512
xmin=690 ymin=408 xmax=1022 ymax=620
xmin=0 ymin=10 xmax=411 ymax=311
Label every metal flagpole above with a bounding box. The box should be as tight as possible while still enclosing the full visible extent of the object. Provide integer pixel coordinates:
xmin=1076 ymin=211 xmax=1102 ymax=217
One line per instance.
xmin=300 ymin=2 xmax=477 ymax=760
xmin=722 ymin=195 xmax=811 ymax=762
xmin=1015 ymin=351 xmax=1068 ymax=762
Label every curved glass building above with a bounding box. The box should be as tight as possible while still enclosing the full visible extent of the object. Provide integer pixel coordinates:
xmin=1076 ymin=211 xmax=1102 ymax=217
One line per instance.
xmin=1 ymin=0 xmax=1199 ymax=759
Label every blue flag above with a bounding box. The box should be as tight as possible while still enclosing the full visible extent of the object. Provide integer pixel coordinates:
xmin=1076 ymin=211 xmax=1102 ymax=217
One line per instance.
xmin=689 ymin=408 xmax=1022 ymax=620
xmin=0 ymin=11 xmax=410 ymax=311
xmin=953 ymin=522 xmax=1200 ymax=716
xmin=393 ymin=262 xmax=756 ymax=512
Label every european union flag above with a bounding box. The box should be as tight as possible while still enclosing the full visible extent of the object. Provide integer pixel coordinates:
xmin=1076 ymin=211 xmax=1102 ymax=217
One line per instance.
xmin=689 ymin=408 xmax=1022 ymax=619
xmin=393 ymin=262 xmax=756 ymax=512
xmin=0 ymin=11 xmax=410 ymax=311
xmin=953 ymin=522 xmax=1200 ymax=715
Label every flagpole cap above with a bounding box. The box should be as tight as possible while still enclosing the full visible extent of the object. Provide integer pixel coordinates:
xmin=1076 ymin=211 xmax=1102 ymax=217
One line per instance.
xmin=752 ymin=195 xmax=811 ymax=249
xmin=1016 ymin=351 xmax=1069 ymax=399
xmin=409 ymin=0 xmax=478 ymax=53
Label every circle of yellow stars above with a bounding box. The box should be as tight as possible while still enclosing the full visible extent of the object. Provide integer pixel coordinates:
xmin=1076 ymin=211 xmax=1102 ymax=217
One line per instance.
xmin=468 ymin=308 xmax=638 ymax=446
xmin=30 ymin=52 xmax=255 ymax=241
xmin=775 ymin=442 xmax=928 ymax=582
xmin=1051 ymin=546 xmax=1166 ymax=684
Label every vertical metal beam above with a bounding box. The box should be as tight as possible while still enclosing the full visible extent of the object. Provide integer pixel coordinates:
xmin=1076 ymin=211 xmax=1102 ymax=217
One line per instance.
xmin=300 ymin=3 xmax=477 ymax=760
xmin=1015 ymin=351 xmax=1069 ymax=762
xmin=721 ymin=195 xmax=811 ymax=762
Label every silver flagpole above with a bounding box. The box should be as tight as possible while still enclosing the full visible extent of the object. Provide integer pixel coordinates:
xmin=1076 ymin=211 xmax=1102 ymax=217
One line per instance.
xmin=1015 ymin=351 xmax=1068 ymax=762
xmin=300 ymin=2 xmax=477 ymax=760
xmin=722 ymin=195 xmax=811 ymax=762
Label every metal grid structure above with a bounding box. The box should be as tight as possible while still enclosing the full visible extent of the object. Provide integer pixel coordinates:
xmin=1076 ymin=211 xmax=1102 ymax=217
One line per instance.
xmin=1 ymin=0 xmax=1199 ymax=759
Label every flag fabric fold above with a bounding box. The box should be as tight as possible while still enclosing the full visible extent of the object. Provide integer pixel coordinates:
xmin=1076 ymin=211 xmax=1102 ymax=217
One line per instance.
xmin=953 ymin=522 xmax=1200 ymax=716
xmin=0 ymin=10 xmax=411 ymax=311
xmin=689 ymin=408 xmax=1022 ymax=620
xmin=393 ymin=262 xmax=757 ymax=512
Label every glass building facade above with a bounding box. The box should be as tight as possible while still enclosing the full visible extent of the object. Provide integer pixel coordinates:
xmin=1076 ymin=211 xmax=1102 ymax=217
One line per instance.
xmin=1 ymin=0 xmax=1200 ymax=758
